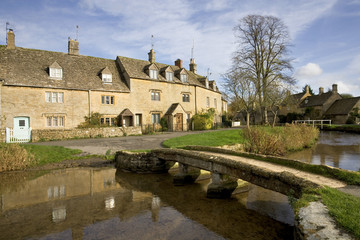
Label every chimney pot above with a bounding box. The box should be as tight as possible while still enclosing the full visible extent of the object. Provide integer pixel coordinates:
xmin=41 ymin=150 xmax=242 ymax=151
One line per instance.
xmin=148 ymin=49 xmax=155 ymax=63
xmin=189 ymin=58 xmax=197 ymax=73
xmin=175 ymin=59 xmax=183 ymax=69
xmin=6 ymin=29 xmax=15 ymax=50
xmin=68 ymin=38 xmax=79 ymax=55
xmin=332 ymin=84 xmax=338 ymax=93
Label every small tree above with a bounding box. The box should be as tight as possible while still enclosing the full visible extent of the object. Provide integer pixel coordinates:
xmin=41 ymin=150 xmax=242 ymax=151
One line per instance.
xmin=78 ymin=112 xmax=102 ymax=128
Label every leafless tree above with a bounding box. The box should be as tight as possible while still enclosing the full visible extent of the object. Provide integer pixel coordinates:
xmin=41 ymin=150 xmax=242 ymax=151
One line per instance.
xmin=223 ymin=69 xmax=256 ymax=128
xmin=232 ymin=15 xmax=295 ymax=124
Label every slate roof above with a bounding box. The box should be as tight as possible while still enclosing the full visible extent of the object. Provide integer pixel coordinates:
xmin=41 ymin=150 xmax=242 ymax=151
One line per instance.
xmin=117 ymin=56 xmax=218 ymax=91
xmin=0 ymin=46 xmax=129 ymax=92
xmin=299 ymin=92 xmax=337 ymax=108
xmin=325 ymin=97 xmax=360 ymax=115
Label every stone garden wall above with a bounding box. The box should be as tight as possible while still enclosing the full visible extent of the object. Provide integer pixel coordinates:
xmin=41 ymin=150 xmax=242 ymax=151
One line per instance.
xmin=31 ymin=126 xmax=141 ymax=142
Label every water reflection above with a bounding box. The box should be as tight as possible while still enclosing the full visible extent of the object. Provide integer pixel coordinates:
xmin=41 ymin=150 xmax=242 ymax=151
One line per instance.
xmin=0 ymin=167 xmax=294 ymax=240
xmin=287 ymin=131 xmax=360 ymax=171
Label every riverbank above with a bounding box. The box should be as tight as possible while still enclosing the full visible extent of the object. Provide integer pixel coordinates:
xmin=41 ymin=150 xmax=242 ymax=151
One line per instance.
xmin=322 ymin=124 xmax=360 ymax=133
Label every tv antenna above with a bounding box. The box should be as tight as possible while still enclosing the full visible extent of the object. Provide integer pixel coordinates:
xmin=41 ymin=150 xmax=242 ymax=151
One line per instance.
xmin=151 ymin=35 xmax=154 ymax=49
xmin=207 ymin=68 xmax=212 ymax=78
xmin=5 ymin=22 xmax=10 ymax=44
xmin=191 ymin=39 xmax=194 ymax=59
xmin=76 ymin=25 xmax=79 ymax=41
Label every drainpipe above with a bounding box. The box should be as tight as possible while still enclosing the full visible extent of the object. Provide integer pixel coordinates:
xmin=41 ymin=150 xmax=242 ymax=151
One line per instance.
xmin=88 ymin=90 xmax=91 ymax=117
xmin=194 ymin=86 xmax=197 ymax=114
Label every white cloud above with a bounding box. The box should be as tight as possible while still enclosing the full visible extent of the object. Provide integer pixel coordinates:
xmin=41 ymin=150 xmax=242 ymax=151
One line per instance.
xmin=295 ymin=63 xmax=323 ymax=78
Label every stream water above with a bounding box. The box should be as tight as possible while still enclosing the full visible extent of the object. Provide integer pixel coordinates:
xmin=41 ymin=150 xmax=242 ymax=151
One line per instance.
xmin=287 ymin=131 xmax=360 ymax=171
xmin=0 ymin=167 xmax=294 ymax=240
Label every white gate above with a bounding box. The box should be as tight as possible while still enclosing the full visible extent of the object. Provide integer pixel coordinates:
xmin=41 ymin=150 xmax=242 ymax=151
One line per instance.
xmin=6 ymin=117 xmax=32 ymax=143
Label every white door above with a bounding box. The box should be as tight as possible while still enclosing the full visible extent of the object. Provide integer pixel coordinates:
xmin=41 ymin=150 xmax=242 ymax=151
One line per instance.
xmin=13 ymin=117 xmax=31 ymax=140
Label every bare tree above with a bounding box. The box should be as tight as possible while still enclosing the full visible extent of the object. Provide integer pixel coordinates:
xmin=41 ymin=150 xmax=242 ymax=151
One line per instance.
xmin=232 ymin=15 xmax=295 ymax=124
xmin=223 ymin=69 xmax=256 ymax=128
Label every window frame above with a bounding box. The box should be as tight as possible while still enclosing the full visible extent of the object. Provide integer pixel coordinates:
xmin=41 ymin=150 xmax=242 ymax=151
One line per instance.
xmin=149 ymin=69 xmax=158 ymax=79
xmin=180 ymin=74 xmax=188 ymax=83
xmin=206 ymin=97 xmax=210 ymax=108
xmin=166 ymin=71 xmax=173 ymax=81
xmin=101 ymin=95 xmax=115 ymax=105
xmin=182 ymin=93 xmax=190 ymax=102
xmin=151 ymin=91 xmax=160 ymax=101
xmin=152 ymin=113 xmax=160 ymax=124
xmin=46 ymin=116 xmax=65 ymax=127
xmin=102 ymin=74 xmax=112 ymax=83
xmin=50 ymin=68 xmax=63 ymax=79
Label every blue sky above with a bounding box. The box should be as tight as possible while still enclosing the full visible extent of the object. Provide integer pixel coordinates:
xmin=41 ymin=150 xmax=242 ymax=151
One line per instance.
xmin=1 ymin=0 xmax=359 ymax=96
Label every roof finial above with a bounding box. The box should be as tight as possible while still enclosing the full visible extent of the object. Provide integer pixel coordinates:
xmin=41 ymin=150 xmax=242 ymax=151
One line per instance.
xmin=151 ymin=35 xmax=154 ymax=50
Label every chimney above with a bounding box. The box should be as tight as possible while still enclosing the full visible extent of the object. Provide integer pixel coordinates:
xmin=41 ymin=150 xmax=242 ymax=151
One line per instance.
xmin=332 ymin=84 xmax=338 ymax=93
xmin=319 ymin=87 xmax=324 ymax=95
xmin=175 ymin=59 xmax=183 ymax=69
xmin=189 ymin=58 xmax=197 ymax=73
xmin=6 ymin=29 xmax=15 ymax=50
xmin=148 ymin=49 xmax=155 ymax=63
xmin=68 ymin=38 xmax=79 ymax=55
xmin=305 ymin=85 xmax=309 ymax=94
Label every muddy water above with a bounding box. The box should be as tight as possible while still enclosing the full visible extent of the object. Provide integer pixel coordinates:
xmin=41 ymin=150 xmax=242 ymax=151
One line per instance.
xmin=287 ymin=131 xmax=360 ymax=171
xmin=0 ymin=167 xmax=294 ymax=240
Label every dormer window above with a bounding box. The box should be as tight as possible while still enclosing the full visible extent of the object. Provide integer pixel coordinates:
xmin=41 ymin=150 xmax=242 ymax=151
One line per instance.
xmin=49 ymin=61 xmax=63 ymax=80
xmin=150 ymin=69 xmax=158 ymax=79
xmin=166 ymin=72 xmax=173 ymax=81
xmin=206 ymin=80 xmax=209 ymax=88
xmin=102 ymin=74 xmax=112 ymax=83
xmin=101 ymin=67 xmax=112 ymax=84
xmin=180 ymin=74 xmax=188 ymax=83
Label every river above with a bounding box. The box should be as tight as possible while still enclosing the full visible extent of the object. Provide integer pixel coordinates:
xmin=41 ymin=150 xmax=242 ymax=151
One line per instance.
xmin=0 ymin=167 xmax=294 ymax=240
xmin=287 ymin=131 xmax=360 ymax=171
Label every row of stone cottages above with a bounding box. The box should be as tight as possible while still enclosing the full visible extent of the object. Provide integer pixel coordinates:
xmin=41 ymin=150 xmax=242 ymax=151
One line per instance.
xmin=0 ymin=30 xmax=227 ymax=142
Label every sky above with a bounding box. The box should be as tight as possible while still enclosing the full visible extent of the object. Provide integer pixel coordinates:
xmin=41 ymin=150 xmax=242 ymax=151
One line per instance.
xmin=1 ymin=0 xmax=359 ymax=96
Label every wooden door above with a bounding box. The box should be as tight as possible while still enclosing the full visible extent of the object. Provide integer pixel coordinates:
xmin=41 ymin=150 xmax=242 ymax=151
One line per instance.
xmin=175 ymin=113 xmax=183 ymax=131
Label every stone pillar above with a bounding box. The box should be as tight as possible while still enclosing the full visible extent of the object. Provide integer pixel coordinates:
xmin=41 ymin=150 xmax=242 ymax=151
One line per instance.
xmin=173 ymin=163 xmax=200 ymax=186
xmin=206 ymin=173 xmax=238 ymax=199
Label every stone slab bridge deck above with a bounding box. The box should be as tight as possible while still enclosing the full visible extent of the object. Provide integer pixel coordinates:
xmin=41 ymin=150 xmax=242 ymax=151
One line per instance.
xmin=115 ymin=148 xmax=348 ymax=199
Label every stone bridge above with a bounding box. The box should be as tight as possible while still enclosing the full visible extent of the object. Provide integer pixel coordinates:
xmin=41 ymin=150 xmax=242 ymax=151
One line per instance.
xmin=115 ymin=148 xmax=347 ymax=199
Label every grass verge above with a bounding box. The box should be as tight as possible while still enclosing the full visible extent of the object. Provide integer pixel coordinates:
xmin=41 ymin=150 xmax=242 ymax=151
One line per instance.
xmin=291 ymin=187 xmax=360 ymax=239
xmin=22 ymin=145 xmax=83 ymax=166
xmin=162 ymin=129 xmax=246 ymax=148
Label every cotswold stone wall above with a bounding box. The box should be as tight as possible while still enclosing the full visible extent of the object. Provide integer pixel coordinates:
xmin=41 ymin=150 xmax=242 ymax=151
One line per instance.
xmin=31 ymin=126 xmax=141 ymax=142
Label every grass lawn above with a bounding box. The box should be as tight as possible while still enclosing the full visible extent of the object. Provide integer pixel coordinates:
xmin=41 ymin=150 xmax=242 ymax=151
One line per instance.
xmin=162 ymin=129 xmax=246 ymax=148
xmin=22 ymin=145 xmax=83 ymax=166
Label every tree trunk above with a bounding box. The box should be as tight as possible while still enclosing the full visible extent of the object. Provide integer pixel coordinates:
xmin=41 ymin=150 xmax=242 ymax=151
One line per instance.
xmin=272 ymin=111 xmax=277 ymax=127
xmin=246 ymin=112 xmax=250 ymax=128
xmin=264 ymin=107 xmax=269 ymax=125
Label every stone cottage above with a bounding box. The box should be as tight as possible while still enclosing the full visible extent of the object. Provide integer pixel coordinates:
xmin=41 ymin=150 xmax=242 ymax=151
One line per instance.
xmin=0 ymin=30 xmax=225 ymax=140
xmin=324 ymin=97 xmax=360 ymax=124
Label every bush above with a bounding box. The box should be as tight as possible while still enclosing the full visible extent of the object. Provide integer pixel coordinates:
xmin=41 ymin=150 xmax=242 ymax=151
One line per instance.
xmin=192 ymin=108 xmax=215 ymax=130
xmin=243 ymin=124 xmax=319 ymax=156
xmin=160 ymin=117 xmax=168 ymax=132
xmin=78 ymin=112 xmax=102 ymax=128
xmin=0 ymin=143 xmax=35 ymax=172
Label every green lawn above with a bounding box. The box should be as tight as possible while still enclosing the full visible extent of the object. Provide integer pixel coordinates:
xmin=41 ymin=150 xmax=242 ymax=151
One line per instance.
xmin=162 ymin=129 xmax=246 ymax=148
xmin=22 ymin=145 xmax=83 ymax=166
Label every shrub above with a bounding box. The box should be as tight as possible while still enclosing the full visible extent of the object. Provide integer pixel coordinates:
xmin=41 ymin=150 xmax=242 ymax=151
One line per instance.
xmin=78 ymin=112 xmax=102 ymax=128
xmin=192 ymin=108 xmax=215 ymax=130
xmin=160 ymin=117 xmax=168 ymax=132
xmin=0 ymin=143 xmax=35 ymax=172
xmin=243 ymin=124 xmax=319 ymax=156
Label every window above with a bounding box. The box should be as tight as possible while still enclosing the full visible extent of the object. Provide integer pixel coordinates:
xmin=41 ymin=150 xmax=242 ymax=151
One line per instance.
xmin=180 ymin=74 xmax=188 ymax=83
xmin=45 ymin=91 xmax=64 ymax=103
xmin=135 ymin=114 xmax=142 ymax=126
xmin=152 ymin=113 xmax=160 ymax=124
xmin=50 ymin=68 xmax=62 ymax=79
xmin=206 ymin=81 xmax=209 ymax=88
xmin=101 ymin=95 xmax=115 ymax=105
xmin=149 ymin=69 xmax=158 ymax=79
xmin=102 ymin=74 xmax=112 ymax=83
xmin=100 ymin=117 xmax=116 ymax=126
xmin=46 ymin=116 xmax=65 ymax=127
xmin=166 ymin=72 xmax=173 ymax=81
xmin=206 ymin=97 xmax=210 ymax=107
xmin=151 ymin=92 xmax=160 ymax=101
xmin=214 ymin=98 xmax=217 ymax=108
xmin=182 ymin=94 xmax=190 ymax=102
